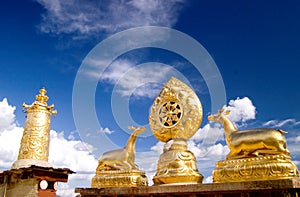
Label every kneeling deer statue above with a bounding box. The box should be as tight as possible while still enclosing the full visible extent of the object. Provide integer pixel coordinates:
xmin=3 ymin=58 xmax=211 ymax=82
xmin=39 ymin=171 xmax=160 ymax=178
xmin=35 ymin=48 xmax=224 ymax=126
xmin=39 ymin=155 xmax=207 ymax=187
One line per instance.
xmin=208 ymin=108 xmax=290 ymax=159
xmin=97 ymin=126 xmax=146 ymax=171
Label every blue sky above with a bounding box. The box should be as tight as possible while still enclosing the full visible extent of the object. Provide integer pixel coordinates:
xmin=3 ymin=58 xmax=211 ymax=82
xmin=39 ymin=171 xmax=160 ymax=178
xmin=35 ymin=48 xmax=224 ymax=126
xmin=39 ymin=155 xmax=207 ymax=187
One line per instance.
xmin=0 ymin=1 xmax=300 ymax=196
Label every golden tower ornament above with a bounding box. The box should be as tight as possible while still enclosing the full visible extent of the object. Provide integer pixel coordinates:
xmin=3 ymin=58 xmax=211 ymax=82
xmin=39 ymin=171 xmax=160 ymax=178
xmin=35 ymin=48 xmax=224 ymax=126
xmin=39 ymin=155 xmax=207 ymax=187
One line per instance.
xmin=149 ymin=77 xmax=203 ymax=185
xmin=208 ymin=108 xmax=299 ymax=182
xmin=92 ymin=126 xmax=148 ymax=188
xmin=12 ymin=88 xmax=57 ymax=169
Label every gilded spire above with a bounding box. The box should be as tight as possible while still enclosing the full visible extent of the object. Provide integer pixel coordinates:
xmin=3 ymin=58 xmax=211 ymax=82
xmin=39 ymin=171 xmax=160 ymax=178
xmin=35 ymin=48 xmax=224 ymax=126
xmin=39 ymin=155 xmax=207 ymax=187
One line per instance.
xmin=11 ymin=88 xmax=56 ymax=169
xmin=36 ymin=87 xmax=48 ymax=104
xmin=22 ymin=87 xmax=57 ymax=115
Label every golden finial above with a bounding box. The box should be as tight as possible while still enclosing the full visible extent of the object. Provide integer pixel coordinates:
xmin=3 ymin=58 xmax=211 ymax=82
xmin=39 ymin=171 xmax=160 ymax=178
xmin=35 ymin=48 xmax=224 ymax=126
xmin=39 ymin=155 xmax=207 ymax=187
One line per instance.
xmin=22 ymin=88 xmax=57 ymax=115
xmin=35 ymin=87 xmax=48 ymax=104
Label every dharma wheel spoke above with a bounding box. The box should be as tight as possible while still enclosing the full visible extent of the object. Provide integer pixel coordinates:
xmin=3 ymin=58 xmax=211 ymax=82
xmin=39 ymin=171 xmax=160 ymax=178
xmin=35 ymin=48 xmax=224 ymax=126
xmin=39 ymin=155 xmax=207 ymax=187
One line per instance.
xmin=158 ymin=101 xmax=182 ymax=128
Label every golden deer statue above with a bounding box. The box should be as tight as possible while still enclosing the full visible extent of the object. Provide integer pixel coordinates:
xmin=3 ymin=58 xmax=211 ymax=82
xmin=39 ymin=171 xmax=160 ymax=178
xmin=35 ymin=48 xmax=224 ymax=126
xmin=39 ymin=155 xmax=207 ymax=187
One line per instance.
xmin=208 ymin=108 xmax=290 ymax=160
xmin=96 ymin=126 xmax=146 ymax=171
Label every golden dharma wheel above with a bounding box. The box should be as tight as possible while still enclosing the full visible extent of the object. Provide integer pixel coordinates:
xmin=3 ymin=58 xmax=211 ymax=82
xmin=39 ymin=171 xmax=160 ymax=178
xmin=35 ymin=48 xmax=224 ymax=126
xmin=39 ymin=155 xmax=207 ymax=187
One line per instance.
xmin=149 ymin=77 xmax=203 ymax=142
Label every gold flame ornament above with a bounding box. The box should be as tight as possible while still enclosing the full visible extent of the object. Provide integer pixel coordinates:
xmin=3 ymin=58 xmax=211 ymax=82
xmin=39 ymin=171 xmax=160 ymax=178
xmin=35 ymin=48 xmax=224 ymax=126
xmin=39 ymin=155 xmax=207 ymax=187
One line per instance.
xmin=12 ymin=88 xmax=57 ymax=169
xmin=149 ymin=77 xmax=203 ymax=185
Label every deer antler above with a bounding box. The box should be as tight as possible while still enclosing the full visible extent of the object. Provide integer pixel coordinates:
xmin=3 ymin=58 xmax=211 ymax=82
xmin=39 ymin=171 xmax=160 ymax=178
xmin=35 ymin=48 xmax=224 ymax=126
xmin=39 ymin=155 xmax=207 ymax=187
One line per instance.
xmin=128 ymin=126 xmax=136 ymax=131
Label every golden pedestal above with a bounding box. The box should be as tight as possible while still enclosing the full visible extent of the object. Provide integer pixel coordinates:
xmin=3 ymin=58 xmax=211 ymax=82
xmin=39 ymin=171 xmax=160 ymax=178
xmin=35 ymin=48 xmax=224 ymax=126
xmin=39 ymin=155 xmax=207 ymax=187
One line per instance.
xmin=149 ymin=77 xmax=204 ymax=185
xmin=91 ymin=170 xmax=148 ymax=188
xmin=213 ymin=155 xmax=299 ymax=183
xmin=153 ymin=140 xmax=203 ymax=185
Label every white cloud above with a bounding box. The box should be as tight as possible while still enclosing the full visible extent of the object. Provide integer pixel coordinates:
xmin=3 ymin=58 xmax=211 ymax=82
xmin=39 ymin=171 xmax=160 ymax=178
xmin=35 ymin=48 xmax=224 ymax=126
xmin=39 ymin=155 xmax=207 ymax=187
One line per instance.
xmin=107 ymin=60 xmax=174 ymax=98
xmin=81 ymin=58 xmax=181 ymax=98
xmin=49 ymin=130 xmax=98 ymax=197
xmin=36 ymin=0 xmax=186 ymax=39
xmin=295 ymin=136 xmax=300 ymax=143
xmin=0 ymin=98 xmax=22 ymax=170
xmin=86 ymin=59 xmax=179 ymax=98
xmin=49 ymin=130 xmax=98 ymax=172
xmin=0 ymin=127 xmax=23 ymax=170
xmin=0 ymin=98 xmax=16 ymax=132
xmin=101 ymin=59 xmax=134 ymax=84
xmin=294 ymin=160 xmax=300 ymax=165
xmin=57 ymin=173 xmax=95 ymax=197
xmin=188 ymin=140 xmax=229 ymax=160
xmin=135 ymin=150 xmax=160 ymax=185
xmin=263 ymin=119 xmax=300 ymax=128
xmin=192 ymin=123 xmax=224 ymax=145
xmin=203 ymin=176 xmax=213 ymax=183
xmin=98 ymin=127 xmax=114 ymax=135
xmin=225 ymin=97 xmax=256 ymax=123
xmin=150 ymin=141 xmax=166 ymax=154
xmin=57 ymin=181 xmax=78 ymax=197
xmin=285 ymin=136 xmax=300 ymax=170
xmin=205 ymin=143 xmax=230 ymax=158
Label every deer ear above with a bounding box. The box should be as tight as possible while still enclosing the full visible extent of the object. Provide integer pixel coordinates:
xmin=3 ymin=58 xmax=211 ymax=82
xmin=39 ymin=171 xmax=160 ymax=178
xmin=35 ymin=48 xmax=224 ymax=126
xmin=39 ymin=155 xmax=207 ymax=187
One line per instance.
xmin=219 ymin=105 xmax=227 ymax=113
xmin=225 ymin=110 xmax=231 ymax=115
xmin=128 ymin=126 xmax=134 ymax=130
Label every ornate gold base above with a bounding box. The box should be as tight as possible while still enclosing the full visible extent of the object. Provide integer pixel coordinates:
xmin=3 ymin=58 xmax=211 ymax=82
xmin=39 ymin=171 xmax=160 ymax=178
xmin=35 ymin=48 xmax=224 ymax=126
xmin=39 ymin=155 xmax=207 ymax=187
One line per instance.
xmin=213 ymin=155 xmax=299 ymax=183
xmin=153 ymin=149 xmax=203 ymax=185
xmin=91 ymin=170 xmax=148 ymax=188
xmin=153 ymin=174 xmax=203 ymax=185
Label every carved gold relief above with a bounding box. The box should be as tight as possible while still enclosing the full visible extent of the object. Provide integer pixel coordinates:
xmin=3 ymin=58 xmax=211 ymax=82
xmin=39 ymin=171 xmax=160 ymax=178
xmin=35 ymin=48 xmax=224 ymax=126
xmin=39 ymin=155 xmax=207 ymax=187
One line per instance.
xmin=149 ymin=77 xmax=202 ymax=142
xmin=18 ymin=110 xmax=51 ymax=161
xmin=158 ymin=101 xmax=182 ymax=128
xmin=150 ymin=77 xmax=203 ymax=185
xmin=12 ymin=88 xmax=56 ymax=169
xmin=213 ymin=155 xmax=299 ymax=182
xmin=91 ymin=170 xmax=148 ymax=188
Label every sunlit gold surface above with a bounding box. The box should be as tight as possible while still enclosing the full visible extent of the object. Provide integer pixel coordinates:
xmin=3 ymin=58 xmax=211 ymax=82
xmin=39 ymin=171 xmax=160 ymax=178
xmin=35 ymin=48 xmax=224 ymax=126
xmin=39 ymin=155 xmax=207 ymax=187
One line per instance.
xmin=92 ymin=126 xmax=148 ymax=188
xmin=159 ymin=101 xmax=182 ymax=128
xmin=150 ymin=77 xmax=203 ymax=185
xmin=91 ymin=170 xmax=148 ymax=188
xmin=153 ymin=139 xmax=203 ymax=185
xmin=213 ymin=155 xmax=299 ymax=182
xmin=12 ymin=88 xmax=56 ymax=169
xmin=149 ymin=77 xmax=202 ymax=142
xmin=208 ymin=108 xmax=299 ymax=182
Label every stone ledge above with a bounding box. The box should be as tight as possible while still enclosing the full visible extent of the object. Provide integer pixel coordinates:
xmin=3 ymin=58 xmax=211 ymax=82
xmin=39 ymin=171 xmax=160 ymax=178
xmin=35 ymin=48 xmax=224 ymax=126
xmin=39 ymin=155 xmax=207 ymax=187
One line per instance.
xmin=75 ymin=178 xmax=300 ymax=196
xmin=0 ymin=165 xmax=74 ymax=184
